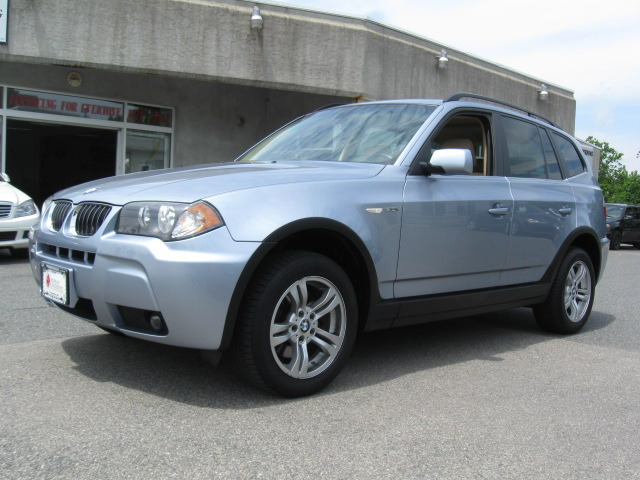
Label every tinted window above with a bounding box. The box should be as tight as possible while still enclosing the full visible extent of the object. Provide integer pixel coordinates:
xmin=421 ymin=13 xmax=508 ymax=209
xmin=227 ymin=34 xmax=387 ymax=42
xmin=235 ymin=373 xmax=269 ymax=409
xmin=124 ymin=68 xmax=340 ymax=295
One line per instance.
xmin=627 ymin=207 xmax=639 ymax=219
xmin=502 ymin=116 xmax=546 ymax=178
xmin=540 ymin=130 xmax=563 ymax=179
xmin=552 ymin=133 xmax=585 ymax=177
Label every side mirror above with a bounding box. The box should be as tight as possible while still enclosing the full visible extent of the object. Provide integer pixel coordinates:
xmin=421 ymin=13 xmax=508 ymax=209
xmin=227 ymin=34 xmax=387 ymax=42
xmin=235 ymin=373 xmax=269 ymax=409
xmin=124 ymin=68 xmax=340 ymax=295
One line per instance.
xmin=0 ymin=172 xmax=10 ymax=182
xmin=422 ymin=149 xmax=473 ymax=176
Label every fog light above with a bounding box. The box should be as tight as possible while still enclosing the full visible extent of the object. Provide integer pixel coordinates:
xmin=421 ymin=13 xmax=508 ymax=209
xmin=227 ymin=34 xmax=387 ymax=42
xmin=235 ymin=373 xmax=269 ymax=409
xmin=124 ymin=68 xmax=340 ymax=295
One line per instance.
xmin=149 ymin=314 xmax=164 ymax=332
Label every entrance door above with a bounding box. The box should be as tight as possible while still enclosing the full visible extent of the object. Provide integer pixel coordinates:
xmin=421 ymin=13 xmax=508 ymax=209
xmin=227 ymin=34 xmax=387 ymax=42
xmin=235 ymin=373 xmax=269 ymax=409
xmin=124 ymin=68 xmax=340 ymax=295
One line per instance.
xmin=6 ymin=120 xmax=117 ymax=206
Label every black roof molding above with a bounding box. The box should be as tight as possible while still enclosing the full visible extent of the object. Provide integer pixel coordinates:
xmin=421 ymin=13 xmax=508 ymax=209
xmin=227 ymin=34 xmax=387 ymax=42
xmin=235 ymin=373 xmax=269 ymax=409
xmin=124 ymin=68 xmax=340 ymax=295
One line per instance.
xmin=444 ymin=93 xmax=557 ymax=127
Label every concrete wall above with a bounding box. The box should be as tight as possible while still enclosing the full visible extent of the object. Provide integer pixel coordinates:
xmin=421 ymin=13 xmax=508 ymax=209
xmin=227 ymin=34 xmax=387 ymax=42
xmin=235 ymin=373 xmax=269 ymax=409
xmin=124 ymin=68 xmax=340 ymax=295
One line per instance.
xmin=0 ymin=60 xmax=349 ymax=164
xmin=0 ymin=0 xmax=576 ymax=133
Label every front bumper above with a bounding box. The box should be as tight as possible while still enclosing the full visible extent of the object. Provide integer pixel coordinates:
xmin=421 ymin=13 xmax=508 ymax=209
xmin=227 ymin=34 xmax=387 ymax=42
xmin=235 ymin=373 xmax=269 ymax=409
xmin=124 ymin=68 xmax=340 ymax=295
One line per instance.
xmin=30 ymin=221 xmax=261 ymax=350
xmin=0 ymin=213 xmax=39 ymax=249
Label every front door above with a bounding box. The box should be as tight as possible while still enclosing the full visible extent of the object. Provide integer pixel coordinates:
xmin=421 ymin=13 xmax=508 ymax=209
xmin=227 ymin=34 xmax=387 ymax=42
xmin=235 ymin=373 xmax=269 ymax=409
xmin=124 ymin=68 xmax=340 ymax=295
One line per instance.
xmin=395 ymin=174 xmax=512 ymax=298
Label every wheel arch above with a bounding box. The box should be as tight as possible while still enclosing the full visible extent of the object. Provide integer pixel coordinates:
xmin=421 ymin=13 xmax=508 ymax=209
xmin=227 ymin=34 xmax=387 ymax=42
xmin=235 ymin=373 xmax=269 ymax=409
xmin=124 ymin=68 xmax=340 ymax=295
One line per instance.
xmin=219 ymin=218 xmax=380 ymax=350
xmin=543 ymin=227 xmax=603 ymax=286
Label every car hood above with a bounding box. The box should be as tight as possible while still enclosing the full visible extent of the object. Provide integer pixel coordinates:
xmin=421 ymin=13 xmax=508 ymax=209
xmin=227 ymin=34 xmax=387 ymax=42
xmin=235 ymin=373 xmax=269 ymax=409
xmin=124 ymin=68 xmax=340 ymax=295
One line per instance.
xmin=53 ymin=161 xmax=386 ymax=205
xmin=0 ymin=182 xmax=32 ymax=205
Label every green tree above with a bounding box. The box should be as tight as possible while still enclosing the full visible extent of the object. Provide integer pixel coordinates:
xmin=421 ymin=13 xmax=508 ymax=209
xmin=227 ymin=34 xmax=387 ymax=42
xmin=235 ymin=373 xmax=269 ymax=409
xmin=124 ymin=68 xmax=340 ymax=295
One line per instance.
xmin=587 ymin=136 xmax=640 ymax=204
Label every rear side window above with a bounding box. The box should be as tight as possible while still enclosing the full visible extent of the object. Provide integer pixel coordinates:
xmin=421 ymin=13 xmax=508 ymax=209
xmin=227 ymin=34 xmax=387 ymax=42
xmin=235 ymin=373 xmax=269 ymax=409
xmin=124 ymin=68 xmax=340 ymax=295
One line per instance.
xmin=540 ymin=130 xmax=563 ymax=180
xmin=502 ymin=116 xmax=546 ymax=178
xmin=551 ymin=133 xmax=585 ymax=177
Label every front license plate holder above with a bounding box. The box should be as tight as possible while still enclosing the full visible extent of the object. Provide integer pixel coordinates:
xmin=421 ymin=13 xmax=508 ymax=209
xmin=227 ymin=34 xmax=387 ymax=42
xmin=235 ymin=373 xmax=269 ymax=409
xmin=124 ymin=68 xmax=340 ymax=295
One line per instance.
xmin=42 ymin=264 xmax=70 ymax=306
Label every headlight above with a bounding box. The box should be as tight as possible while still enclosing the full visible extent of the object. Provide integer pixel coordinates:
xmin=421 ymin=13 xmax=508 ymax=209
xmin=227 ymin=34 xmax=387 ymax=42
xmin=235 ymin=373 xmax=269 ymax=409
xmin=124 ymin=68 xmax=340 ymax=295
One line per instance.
xmin=15 ymin=200 xmax=39 ymax=218
xmin=116 ymin=201 xmax=224 ymax=241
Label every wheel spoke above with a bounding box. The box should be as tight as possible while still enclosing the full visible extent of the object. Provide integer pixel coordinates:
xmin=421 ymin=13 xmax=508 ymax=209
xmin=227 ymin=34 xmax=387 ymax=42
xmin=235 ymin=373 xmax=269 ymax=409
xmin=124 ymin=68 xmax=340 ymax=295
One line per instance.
xmin=287 ymin=280 xmax=308 ymax=310
xmin=564 ymin=295 xmax=573 ymax=310
xmin=299 ymin=343 xmax=310 ymax=376
xmin=576 ymin=291 xmax=590 ymax=302
xmin=271 ymin=321 xmax=292 ymax=335
xmin=569 ymin=299 xmax=580 ymax=321
xmin=288 ymin=342 xmax=310 ymax=377
xmin=314 ymin=327 xmax=341 ymax=346
xmin=309 ymin=334 xmax=338 ymax=358
xmin=311 ymin=287 xmax=341 ymax=319
xmin=573 ymin=264 xmax=587 ymax=285
xmin=271 ymin=331 xmax=292 ymax=348
xmin=270 ymin=312 xmax=296 ymax=347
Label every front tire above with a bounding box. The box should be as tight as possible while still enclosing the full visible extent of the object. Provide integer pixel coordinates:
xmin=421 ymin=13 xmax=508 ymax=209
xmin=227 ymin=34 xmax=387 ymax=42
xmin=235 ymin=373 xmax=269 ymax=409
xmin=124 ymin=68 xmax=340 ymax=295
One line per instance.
xmin=533 ymin=247 xmax=594 ymax=334
xmin=233 ymin=251 xmax=358 ymax=397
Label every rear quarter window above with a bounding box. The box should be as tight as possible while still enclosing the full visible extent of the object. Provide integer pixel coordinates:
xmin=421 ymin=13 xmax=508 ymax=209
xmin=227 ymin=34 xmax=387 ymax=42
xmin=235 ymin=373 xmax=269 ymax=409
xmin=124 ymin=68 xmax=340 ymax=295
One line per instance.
xmin=551 ymin=133 xmax=586 ymax=177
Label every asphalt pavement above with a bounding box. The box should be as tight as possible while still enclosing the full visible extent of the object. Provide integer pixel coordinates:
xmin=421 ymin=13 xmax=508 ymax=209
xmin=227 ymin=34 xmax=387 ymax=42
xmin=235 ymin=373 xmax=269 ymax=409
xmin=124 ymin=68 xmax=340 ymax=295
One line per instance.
xmin=1 ymin=247 xmax=639 ymax=479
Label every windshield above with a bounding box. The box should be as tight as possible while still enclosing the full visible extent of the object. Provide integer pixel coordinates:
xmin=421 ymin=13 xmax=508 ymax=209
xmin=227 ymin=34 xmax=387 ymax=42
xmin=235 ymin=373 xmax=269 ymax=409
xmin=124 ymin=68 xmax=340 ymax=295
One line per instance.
xmin=606 ymin=205 xmax=624 ymax=219
xmin=238 ymin=103 xmax=437 ymax=165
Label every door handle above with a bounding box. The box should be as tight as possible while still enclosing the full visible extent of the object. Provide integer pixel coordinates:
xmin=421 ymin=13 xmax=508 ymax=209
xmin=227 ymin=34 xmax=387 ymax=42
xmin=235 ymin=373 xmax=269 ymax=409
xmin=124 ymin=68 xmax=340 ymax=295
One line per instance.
xmin=488 ymin=207 xmax=510 ymax=216
xmin=559 ymin=207 xmax=573 ymax=215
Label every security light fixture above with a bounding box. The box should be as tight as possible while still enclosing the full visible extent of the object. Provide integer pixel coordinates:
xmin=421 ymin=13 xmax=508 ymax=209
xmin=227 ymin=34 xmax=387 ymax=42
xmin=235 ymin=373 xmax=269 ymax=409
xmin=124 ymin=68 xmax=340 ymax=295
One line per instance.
xmin=538 ymin=84 xmax=549 ymax=100
xmin=251 ymin=6 xmax=263 ymax=30
xmin=437 ymin=50 xmax=449 ymax=69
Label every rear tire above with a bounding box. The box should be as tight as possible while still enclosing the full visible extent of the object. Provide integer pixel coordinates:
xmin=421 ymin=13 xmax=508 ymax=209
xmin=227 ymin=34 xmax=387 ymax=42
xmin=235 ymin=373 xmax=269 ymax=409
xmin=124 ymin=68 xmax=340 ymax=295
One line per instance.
xmin=232 ymin=250 xmax=358 ymax=397
xmin=533 ymin=247 xmax=594 ymax=334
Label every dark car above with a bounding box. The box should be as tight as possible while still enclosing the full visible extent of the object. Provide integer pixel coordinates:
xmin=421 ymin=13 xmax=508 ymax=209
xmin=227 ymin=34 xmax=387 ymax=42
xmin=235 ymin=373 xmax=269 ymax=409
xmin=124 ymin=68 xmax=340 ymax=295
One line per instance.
xmin=606 ymin=203 xmax=640 ymax=250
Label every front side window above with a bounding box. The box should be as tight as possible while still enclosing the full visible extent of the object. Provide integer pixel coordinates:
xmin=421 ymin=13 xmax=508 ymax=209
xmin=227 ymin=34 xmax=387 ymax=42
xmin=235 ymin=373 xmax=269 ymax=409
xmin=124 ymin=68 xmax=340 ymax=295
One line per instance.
xmin=238 ymin=104 xmax=437 ymax=165
xmin=428 ymin=114 xmax=490 ymax=175
xmin=552 ymin=132 xmax=585 ymax=177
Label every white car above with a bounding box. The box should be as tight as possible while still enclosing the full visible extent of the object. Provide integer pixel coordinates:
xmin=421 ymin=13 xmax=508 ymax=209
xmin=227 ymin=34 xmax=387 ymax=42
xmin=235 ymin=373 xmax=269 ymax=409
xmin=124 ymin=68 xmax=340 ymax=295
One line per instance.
xmin=0 ymin=173 xmax=40 ymax=258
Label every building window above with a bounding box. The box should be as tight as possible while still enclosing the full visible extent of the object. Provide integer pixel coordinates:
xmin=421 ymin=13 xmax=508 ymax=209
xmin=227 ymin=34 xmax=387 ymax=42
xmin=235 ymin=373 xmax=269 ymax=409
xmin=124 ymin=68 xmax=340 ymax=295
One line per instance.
xmin=125 ymin=130 xmax=171 ymax=173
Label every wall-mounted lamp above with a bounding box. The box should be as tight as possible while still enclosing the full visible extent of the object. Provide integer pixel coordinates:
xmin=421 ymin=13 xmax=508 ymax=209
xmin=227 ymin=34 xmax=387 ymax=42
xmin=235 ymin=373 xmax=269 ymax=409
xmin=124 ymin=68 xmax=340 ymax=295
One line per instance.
xmin=250 ymin=6 xmax=263 ymax=30
xmin=437 ymin=50 xmax=449 ymax=69
xmin=538 ymin=84 xmax=549 ymax=100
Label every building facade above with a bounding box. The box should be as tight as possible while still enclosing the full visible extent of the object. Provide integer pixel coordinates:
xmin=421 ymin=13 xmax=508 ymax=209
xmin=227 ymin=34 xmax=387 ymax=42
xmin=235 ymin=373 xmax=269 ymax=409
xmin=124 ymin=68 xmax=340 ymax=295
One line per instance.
xmin=0 ymin=0 xmax=577 ymax=205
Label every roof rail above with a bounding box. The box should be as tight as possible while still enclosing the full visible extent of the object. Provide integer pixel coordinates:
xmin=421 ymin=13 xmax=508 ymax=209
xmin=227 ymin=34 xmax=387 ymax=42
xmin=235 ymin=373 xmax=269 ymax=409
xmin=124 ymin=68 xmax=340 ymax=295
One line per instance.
xmin=444 ymin=93 xmax=557 ymax=127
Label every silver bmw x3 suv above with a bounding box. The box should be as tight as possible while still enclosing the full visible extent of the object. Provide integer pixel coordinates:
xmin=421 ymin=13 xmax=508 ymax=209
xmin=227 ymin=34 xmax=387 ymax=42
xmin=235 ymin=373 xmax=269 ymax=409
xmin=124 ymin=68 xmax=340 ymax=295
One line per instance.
xmin=30 ymin=94 xmax=609 ymax=396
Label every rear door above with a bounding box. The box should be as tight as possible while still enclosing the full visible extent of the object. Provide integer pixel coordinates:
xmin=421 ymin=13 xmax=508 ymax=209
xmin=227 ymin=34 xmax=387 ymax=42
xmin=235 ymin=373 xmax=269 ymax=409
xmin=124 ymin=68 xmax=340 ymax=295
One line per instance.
xmin=497 ymin=116 xmax=577 ymax=285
